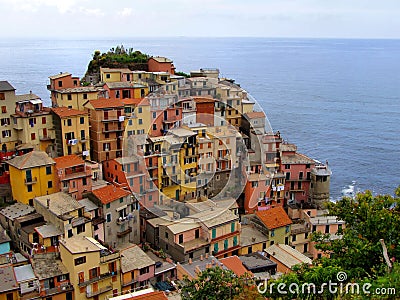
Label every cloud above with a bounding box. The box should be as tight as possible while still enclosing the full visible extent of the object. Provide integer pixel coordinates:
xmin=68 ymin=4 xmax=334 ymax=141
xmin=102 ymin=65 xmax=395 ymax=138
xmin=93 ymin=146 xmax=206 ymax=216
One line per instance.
xmin=118 ymin=7 xmax=132 ymax=17
xmin=79 ymin=7 xmax=105 ymax=17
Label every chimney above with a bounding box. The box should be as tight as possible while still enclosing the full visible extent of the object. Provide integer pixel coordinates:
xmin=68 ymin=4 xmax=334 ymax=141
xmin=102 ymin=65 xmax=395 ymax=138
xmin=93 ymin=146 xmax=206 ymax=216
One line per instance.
xmin=46 ymin=198 xmax=50 ymax=209
xmin=200 ymin=254 xmax=203 ymax=261
xmin=188 ymin=258 xmax=192 ymax=265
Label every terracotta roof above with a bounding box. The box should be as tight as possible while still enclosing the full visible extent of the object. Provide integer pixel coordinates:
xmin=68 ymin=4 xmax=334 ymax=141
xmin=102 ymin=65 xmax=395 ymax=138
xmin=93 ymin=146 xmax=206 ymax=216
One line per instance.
xmin=194 ymin=97 xmax=215 ymax=103
xmin=87 ymin=98 xmax=124 ymax=109
xmin=122 ymin=98 xmax=142 ymax=105
xmin=127 ymin=291 xmax=168 ymax=300
xmin=7 ymin=151 xmax=55 ymax=169
xmin=255 ymin=207 xmax=292 ymax=230
xmin=51 ymin=107 xmax=87 ymax=118
xmin=244 ymin=111 xmax=266 ymax=119
xmin=220 ymin=256 xmax=253 ymax=277
xmin=54 ymin=155 xmax=84 ymax=169
xmin=92 ymin=185 xmax=131 ymax=204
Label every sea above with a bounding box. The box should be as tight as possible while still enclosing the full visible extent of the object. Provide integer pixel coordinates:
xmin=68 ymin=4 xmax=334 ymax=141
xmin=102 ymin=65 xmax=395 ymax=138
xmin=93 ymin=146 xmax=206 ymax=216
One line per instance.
xmin=0 ymin=37 xmax=399 ymax=200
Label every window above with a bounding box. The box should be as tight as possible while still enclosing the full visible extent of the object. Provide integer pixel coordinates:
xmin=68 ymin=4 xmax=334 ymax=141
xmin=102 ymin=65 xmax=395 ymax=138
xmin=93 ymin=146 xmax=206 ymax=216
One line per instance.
xmin=0 ymin=93 xmax=4 ymax=100
xmin=224 ymin=239 xmax=228 ymax=250
xmin=212 ymin=228 xmax=216 ymax=239
xmin=299 ymin=172 xmax=303 ymax=180
xmin=286 ymin=172 xmax=290 ymax=180
xmin=312 ymin=225 xmax=317 ymax=232
xmin=285 ymin=225 xmax=290 ymax=233
xmin=41 ymin=116 xmax=46 ymax=124
xmin=83 ymin=93 xmax=88 ymax=100
xmin=152 ymin=112 xmax=157 ymax=118
xmin=106 ymin=203 xmax=110 ymax=209
xmin=46 ymin=166 xmax=52 ymax=175
xmin=138 ymin=107 xmax=142 ymax=113
xmin=27 ymin=185 xmax=32 ymax=192
xmin=67 ymin=119 xmax=72 ymax=126
xmin=106 ymin=213 xmax=111 ymax=222
xmin=179 ymin=234 xmax=183 ymax=243
xmin=285 ymin=164 xmax=290 ymax=169
xmin=165 ymin=232 xmax=168 ymax=239
xmin=80 ymin=117 xmax=85 ymax=124
xmin=1 ymin=106 xmax=6 ymax=113
xmin=139 ymin=267 xmax=149 ymax=275
xmin=67 ymin=94 xmax=72 ymax=100
xmin=231 ymin=222 xmax=235 ymax=233
xmin=82 ymin=177 xmax=87 ymax=186
xmin=31 ymin=133 xmax=36 ymax=140
xmin=77 ymin=224 xmax=85 ymax=234
xmin=325 ymin=225 xmax=330 ymax=233
xmin=214 ymin=243 xmax=219 ymax=253
xmin=89 ymin=267 xmax=98 ymax=279
xmin=233 ymin=236 xmax=238 ymax=246
xmin=248 ymin=246 xmax=252 ymax=254
xmin=119 ymin=198 xmax=123 ymax=203
xmin=292 ymin=235 xmax=297 ymax=242
xmin=271 ymin=229 xmax=275 ymax=237
xmin=103 ymin=143 xmax=110 ymax=151
xmin=153 ymin=124 xmax=157 ymax=130
xmin=2 ymin=130 xmax=10 ymax=138
xmin=74 ymin=256 xmax=86 ymax=266
xmin=195 ymin=229 xmax=199 ymax=239
xmin=176 ymin=109 xmax=179 ymax=116
xmin=58 ymin=81 xmax=62 ymax=87
xmin=106 ymin=74 xmax=111 ymax=79
xmin=47 ymin=181 xmax=52 ymax=188
xmin=138 ymin=119 xmax=143 ymax=125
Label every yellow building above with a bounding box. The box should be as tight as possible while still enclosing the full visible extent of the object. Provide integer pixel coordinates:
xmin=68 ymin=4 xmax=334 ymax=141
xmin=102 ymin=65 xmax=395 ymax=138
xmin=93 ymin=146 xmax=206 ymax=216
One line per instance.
xmin=51 ymin=107 xmax=90 ymax=159
xmin=238 ymin=224 xmax=269 ymax=255
xmin=100 ymin=67 xmax=133 ymax=83
xmin=255 ymin=207 xmax=292 ymax=247
xmin=124 ymin=98 xmax=152 ymax=136
xmin=7 ymin=151 xmax=57 ymax=205
xmin=59 ymin=236 xmax=121 ymax=300
xmin=153 ymin=128 xmax=197 ymax=202
xmin=12 ymin=93 xmax=55 ymax=154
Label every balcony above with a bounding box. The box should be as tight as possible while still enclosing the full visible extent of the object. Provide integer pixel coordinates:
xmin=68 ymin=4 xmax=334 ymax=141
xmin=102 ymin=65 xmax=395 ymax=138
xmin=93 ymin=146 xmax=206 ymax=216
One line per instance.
xmin=24 ymin=177 xmax=37 ymax=185
xmin=42 ymin=284 xmax=74 ymax=297
xmin=116 ymin=217 xmax=128 ymax=225
xmin=117 ymin=226 xmax=132 ymax=237
xmin=39 ymin=135 xmax=54 ymax=141
xmin=86 ymin=285 xmax=113 ymax=298
xmin=78 ymin=271 xmax=118 ymax=287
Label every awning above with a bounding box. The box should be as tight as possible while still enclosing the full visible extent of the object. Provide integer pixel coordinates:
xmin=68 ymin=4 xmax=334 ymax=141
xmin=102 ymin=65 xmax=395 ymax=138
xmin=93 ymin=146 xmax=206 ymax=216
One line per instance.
xmin=29 ymin=99 xmax=42 ymax=104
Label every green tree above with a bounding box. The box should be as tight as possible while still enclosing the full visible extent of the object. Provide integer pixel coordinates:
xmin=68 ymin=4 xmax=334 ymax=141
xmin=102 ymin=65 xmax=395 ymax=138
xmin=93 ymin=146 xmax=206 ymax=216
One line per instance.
xmin=181 ymin=267 xmax=248 ymax=300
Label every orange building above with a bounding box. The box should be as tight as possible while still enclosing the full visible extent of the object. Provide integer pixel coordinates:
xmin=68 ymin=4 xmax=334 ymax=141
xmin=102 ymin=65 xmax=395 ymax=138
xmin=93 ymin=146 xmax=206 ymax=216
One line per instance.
xmin=84 ymin=98 xmax=125 ymax=162
xmin=148 ymin=57 xmax=175 ymax=74
xmin=54 ymin=154 xmax=92 ymax=200
xmin=194 ymin=97 xmax=215 ymax=126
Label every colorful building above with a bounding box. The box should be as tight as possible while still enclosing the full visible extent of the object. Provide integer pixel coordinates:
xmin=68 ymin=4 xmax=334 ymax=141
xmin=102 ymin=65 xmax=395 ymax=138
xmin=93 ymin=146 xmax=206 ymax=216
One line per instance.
xmin=48 ymin=72 xmax=102 ymax=110
xmin=147 ymin=57 xmax=175 ymax=74
xmin=84 ymin=98 xmax=125 ymax=162
xmin=54 ymin=154 xmax=93 ymax=200
xmin=120 ymin=244 xmax=156 ymax=292
xmin=103 ymin=82 xmax=148 ymax=99
xmin=59 ymin=236 xmax=121 ymax=300
xmin=51 ymin=107 xmax=90 ymax=159
xmin=12 ymin=93 xmax=55 ymax=154
xmin=124 ymin=98 xmax=152 ymax=137
xmin=0 ymin=265 xmax=19 ymax=300
xmin=7 ymin=151 xmax=57 ymax=205
xmin=254 ymin=207 xmax=292 ymax=247
xmin=0 ymin=81 xmax=19 ymax=151
xmin=34 ymin=192 xmax=93 ymax=239
xmin=31 ymin=252 xmax=74 ymax=300
xmin=90 ymin=185 xmax=140 ymax=246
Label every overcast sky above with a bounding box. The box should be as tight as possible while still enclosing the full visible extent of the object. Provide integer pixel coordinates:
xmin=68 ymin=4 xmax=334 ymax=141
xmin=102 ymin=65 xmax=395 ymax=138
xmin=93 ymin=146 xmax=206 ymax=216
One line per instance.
xmin=1 ymin=0 xmax=399 ymax=39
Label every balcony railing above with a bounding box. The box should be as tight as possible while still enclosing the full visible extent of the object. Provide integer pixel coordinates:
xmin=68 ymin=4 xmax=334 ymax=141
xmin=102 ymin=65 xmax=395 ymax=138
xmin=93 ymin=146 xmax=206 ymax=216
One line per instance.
xmin=117 ymin=226 xmax=132 ymax=237
xmin=86 ymin=285 xmax=112 ymax=298
xmin=42 ymin=284 xmax=74 ymax=296
xmin=24 ymin=177 xmax=37 ymax=185
xmin=78 ymin=271 xmax=118 ymax=287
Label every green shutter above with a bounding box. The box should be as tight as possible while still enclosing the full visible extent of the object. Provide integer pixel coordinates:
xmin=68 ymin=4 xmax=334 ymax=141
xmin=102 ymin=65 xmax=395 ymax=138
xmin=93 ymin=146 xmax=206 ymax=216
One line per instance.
xmin=212 ymin=229 xmax=216 ymax=239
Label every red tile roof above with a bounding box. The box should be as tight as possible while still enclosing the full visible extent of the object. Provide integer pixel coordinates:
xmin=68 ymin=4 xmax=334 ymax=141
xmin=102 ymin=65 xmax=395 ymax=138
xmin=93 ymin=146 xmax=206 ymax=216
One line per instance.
xmin=255 ymin=207 xmax=292 ymax=230
xmin=122 ymin=98 xmax=143 ymax=105
xmin=245 ymin=111 xmax=266 ymax=119
xmin=125 ymin=291 xmax=168 ymax=300
xmin=88 ymin=98 xmax=124 ymax=109
xmin=52 ymin=107 xmax=87 ymax=118
xmin=220 ymin=256 xmax=253 ymax=277
xmin=54 ymin=155 xmax=84 ymax=169
xmin=92 ymin=184 xmax=131 ymax=204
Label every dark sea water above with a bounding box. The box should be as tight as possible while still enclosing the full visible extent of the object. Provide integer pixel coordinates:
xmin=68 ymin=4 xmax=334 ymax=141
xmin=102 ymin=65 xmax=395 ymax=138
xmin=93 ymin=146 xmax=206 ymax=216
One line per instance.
xmin=0 ymin=38 xmax=399 ymax=199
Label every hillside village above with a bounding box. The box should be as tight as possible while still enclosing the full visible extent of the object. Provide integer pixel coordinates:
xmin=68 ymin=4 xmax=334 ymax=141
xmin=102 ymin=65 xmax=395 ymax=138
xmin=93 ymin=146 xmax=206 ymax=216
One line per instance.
xmin=0 ymin=53 xmax=339 ymax=300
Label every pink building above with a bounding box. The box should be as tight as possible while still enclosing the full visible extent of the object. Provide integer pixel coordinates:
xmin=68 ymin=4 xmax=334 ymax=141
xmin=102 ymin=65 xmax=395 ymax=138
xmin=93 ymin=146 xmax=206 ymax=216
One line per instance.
xmin=53 ymin=154 xmax=92 ymax=200
xmin=150 ymin=106 xmax=182 ymax=137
